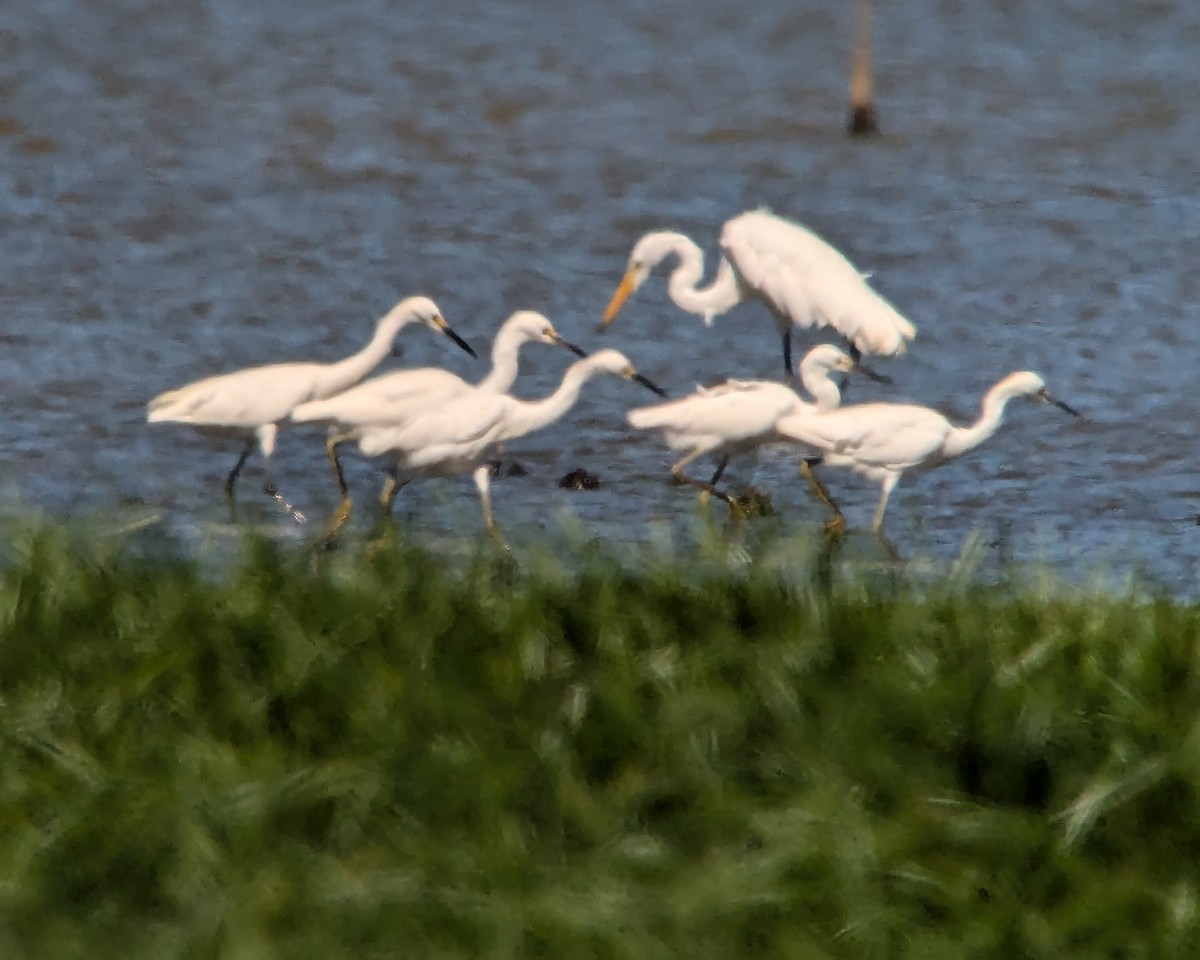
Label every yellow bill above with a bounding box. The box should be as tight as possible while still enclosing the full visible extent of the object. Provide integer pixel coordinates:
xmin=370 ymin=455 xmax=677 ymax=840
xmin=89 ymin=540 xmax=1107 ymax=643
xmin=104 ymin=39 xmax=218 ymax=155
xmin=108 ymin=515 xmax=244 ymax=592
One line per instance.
xmin=599 ymin=269 xmax=639 ymax=332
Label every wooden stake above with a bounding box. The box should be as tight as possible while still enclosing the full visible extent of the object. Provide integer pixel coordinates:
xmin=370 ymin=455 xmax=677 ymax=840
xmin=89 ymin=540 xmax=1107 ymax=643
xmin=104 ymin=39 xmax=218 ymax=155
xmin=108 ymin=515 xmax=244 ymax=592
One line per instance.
xmin=848 ymin=0 xmax=880 ymax=137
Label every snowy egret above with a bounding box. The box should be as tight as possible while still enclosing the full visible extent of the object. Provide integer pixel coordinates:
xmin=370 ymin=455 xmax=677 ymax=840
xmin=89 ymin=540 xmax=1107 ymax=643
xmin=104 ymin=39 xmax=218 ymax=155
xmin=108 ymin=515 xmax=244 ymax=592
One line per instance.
xmin=776 ymin=371 xmax=1081 ymax=538
xmin=336 ymin=349 xmax=666 ymax=541
xmin=146 ymin=296 xmax=474 ymax=518
xmin=627 ymin=344 xmax=855 ymax=506
xmin=599 ymin=208 xmax=915 ymax=377
xmin=290 ymin=310 xmax=585 ymax=503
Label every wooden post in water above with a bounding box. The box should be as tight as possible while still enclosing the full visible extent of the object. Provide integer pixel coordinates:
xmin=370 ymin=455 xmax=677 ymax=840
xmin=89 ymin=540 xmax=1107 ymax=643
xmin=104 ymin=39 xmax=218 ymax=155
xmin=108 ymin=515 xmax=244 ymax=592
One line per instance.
xmin=847 ymin=0 xmax=880 ymax=136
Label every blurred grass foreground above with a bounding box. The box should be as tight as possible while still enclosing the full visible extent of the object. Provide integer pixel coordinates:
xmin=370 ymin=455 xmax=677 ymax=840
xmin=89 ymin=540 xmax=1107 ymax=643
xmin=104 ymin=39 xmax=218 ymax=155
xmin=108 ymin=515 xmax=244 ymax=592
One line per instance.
xmin=2 ymin=521 xmax=1199 ymax=959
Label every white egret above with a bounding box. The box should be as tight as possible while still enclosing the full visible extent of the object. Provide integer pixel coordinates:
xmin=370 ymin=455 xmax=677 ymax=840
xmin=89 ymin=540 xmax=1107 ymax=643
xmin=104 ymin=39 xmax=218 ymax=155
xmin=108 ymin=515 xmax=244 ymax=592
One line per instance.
xmin=776 ymin=371 xmax=1081 ymax=538
xmin=290 ymin=310 xmax=586 ymax=504
xmin=626 ymin=344 xmax=856 ymax=506
xmin=600 ymin=208 xmax=915 ymax=377
xmin=146 ymin=296 xmax=475 ymax=518
xmin=338 ymin=349 xmax=666 ymax=541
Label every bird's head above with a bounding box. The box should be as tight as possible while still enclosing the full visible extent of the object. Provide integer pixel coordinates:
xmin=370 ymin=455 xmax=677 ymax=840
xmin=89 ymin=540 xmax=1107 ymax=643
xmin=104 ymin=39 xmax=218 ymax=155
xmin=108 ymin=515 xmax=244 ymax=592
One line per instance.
xmin=503 ymin=311 xmax=587 ymax=357
xmin=1008 ymin=371 xmax=1082 ymax=417
xmin=599 ymin=232 xmax=682 ymax=332
xmin=393 ymin=296 xmax=477 ymax=358
xmin=802 ymin=344 xmax=857 ymax=377
xmin=584 ymin=348 xmax=667 ymax=397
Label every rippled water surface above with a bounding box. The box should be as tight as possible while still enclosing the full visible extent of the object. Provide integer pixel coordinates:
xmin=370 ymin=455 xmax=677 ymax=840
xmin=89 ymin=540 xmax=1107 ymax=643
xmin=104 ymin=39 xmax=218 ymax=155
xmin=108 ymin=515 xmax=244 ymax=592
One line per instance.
xmin=3 ymin=0 xmax=1199 ymax=587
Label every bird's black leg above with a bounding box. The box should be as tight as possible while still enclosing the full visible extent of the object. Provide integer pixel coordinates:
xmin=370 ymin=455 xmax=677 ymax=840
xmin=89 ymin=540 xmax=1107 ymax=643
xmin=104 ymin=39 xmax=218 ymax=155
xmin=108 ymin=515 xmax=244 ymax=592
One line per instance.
xmin=707 ymin=455 xmax=730 ymax=490
xmin=782 ymin=329 xmax=794 ymax=379
xmin=225 ymin=444 xmax=253 ymax=503
xmin=840 ymin=340 xmax=862 ymax=395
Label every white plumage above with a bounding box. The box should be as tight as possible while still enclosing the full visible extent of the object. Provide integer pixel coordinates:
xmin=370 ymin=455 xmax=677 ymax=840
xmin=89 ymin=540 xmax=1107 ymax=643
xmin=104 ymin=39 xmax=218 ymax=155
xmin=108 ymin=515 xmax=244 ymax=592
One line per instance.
xmin=339 ymin=349 xmax=665 ymax=541
xmin=776 ymin=371 xmax=1081 ymax=535
xmin=601 ymin=208 xmax=916 ymax=376
xmin=146 ymin=295 xmax=474 ymax=512
xmin=291 ymin=310 xmax=584 ymax=502
xmin=626 ymin=344 xmax=855 ymax=503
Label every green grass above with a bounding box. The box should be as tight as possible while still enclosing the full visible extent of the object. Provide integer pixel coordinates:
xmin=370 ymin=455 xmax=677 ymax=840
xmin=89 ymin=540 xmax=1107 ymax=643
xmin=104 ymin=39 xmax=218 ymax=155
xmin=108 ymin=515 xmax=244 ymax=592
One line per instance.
xmin=2 ymin=521 xmax=1199 ymax=958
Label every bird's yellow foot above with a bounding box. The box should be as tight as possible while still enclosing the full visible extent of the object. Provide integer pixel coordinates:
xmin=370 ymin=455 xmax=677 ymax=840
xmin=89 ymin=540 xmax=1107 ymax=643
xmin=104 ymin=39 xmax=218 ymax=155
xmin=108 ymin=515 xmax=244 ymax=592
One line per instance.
xmin=823 ymin=514 xmax=847 ymax=539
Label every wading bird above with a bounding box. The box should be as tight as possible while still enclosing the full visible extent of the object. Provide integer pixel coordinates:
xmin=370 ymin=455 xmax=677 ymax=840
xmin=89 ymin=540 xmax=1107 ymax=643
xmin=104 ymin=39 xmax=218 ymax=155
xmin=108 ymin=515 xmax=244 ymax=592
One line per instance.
xmin=627 ymin=344 xmax=858 ymax=507
xmin=291 ymin=310 xmax=586 ymax=508
xmin=600 ymin=208 xmax=915 ymax=377
xmin=776 ymin=371 xmax=1081 ymax=540
xmin=337 ymin=350 xmax=666 ymax=543
xmin=146 ymin=296 xmax=475 ymax=519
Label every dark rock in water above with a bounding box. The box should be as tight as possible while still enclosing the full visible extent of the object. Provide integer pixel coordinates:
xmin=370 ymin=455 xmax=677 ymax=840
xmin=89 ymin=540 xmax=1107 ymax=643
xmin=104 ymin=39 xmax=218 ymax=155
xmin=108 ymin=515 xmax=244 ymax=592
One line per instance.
xmin=559 ymin=468 xmax=601 ymax=491
xmin=733 ymin=485 xmax=775 ymax=517
xmin=489 ymin=459 xmax=528 ymax=478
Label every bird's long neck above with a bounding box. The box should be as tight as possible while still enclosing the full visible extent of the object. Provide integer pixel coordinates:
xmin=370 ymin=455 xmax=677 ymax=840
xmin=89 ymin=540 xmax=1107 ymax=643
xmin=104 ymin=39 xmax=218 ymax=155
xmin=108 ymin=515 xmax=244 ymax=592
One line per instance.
xmin=941 ymin=379 xmax=1022 ymax=459
xmin=496 ymin=362 xmax=599 ymax=442
xmin=799 ymin=363 xmax=843 ymax=412
xmin=661 ymin=234 xmax=742 ymax=324
xmin=320 ymin=308 xmax=410 ymax=397
xmin=474 ymin=327 xmax=524 ymax=394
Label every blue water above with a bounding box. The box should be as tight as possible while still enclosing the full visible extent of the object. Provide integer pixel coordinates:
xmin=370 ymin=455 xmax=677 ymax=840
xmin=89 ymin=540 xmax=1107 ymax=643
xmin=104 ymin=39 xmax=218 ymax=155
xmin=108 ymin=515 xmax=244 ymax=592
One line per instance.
xmin=2 ymin=0 xmax=1199 ymax=589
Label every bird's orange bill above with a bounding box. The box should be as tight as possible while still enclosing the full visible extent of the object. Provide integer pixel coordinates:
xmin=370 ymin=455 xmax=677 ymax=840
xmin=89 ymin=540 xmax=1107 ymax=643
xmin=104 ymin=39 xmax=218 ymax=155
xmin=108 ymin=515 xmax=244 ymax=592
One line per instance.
xmin=632 ymin=372 xmax=668 ymax=397
xmin=1040 ymin=389 xmax=1081 ymax=418
xmin=435 ymin=317 xmax=478 ymax=358
xmin=599 ymin=270 xmax=638 ymax=332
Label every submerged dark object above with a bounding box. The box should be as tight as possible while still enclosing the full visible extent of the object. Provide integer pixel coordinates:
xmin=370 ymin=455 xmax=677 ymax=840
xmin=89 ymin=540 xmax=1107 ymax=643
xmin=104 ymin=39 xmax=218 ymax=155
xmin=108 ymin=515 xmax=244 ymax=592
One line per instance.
xmin=733 ymin=485 xmax=775 ymax=518
xmin=559 ymin=468 xmax=601 ymax=491
xmin=489 ymin=459 xmax=528 ymax=478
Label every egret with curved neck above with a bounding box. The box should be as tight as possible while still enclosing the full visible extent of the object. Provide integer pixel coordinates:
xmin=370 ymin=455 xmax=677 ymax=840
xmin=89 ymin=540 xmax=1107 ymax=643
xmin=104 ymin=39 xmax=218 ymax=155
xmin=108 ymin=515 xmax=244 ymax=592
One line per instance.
xmin=600 ymin=208 xmax=916 ymax=378
xmin=291 ymin=310 xmax=584 ymax=507
xmin=146 ymin=295 xmax=474 ymax=519
xmin=627 ymin=344 xmax=860 ymax=507
xmin=776 ymin=370 xmax=1081 ymax=538
xmin=334 ymin=350 xmax=667 ymax=542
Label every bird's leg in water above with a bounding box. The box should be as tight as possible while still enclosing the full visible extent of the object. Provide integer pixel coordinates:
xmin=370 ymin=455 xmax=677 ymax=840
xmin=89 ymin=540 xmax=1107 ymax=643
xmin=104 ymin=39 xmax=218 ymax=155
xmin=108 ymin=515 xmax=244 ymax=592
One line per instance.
xmin=782 ymin=329 xmax=794 ymax=379
xmin=326 ymin=433 xmax=352 ymax=498
xmin=225 ymin=441 xmax=253 ymax=494
xmin=473 ymin=464 xmax=514 ymax=557
xmin=325 ymin=433 xmax=354 ymax=531
xmin=378 ymin=464 xmax=410 ymax=515
xmin=671 ymin=451 xmax=739 ymax=511
xmin=225 ymin=444 xmax=253 ymax=520
xmin=800 ymin=457 xmax=845 ymax=538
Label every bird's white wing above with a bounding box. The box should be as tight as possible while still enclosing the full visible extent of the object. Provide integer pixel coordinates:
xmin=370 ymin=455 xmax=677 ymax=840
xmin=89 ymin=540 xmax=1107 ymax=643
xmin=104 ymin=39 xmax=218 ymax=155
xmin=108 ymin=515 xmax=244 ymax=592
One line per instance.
xmin=723 ymin=210 xmax=916 ymax=355
xmin=629 ymin=382 xmax=799 ymax=442
xmin=291 ymin=368 xmax=467 ymax=425
xmin=722 ymin=229 xmax=819 ymax=330
xmin=778 ymin=403 xmax=950 ymax=468
xmin=147 ymin=363 xmax=323 ymax=427
xmin=359 ymin=393 xmax=510 ymax=466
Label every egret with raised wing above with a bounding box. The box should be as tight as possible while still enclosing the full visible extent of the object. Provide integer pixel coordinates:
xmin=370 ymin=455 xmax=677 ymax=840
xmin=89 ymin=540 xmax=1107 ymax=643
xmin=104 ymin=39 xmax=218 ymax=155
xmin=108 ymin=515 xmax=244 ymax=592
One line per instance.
xmin=776 ymin=371 xmax=1081 ymax=540
xmin=600 ymin=208 xmax=915 ymax=377
xmin=146 ymin=296 xmax=475 ymax=519
xmin=627 ymin=344 xmax=857 ymax=507
xmin=291 ymin=310 xmax=585 ymax=507
xmin=337 ymin=349 xmax=666 ymax=543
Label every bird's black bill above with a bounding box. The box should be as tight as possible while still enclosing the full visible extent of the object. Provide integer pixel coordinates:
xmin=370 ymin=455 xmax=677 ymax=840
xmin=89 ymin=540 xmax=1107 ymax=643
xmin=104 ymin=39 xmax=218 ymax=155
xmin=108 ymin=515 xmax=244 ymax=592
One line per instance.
xmin=632 ymin=372 xmax=668 ymax=397
xmin=855 ymin=360 xmax=893 ymax=385
xmin=560 ymin=340 xmax=589 ymax=358
xmin=444 ymin=327 xmax=478 ymax=358
xmin=1041 ymin=390 xmax=1082 ymax=418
